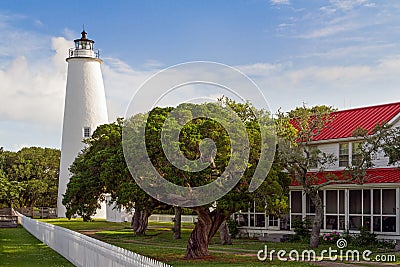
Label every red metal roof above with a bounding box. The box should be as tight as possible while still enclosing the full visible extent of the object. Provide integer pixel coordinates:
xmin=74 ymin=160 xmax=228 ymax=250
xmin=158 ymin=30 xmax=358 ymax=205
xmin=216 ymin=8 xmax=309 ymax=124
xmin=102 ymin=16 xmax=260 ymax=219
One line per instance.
xmin=307 ymin=102 xmax=400 ymax=141
xmin=290 ymin=168 xmax=400 ymax=186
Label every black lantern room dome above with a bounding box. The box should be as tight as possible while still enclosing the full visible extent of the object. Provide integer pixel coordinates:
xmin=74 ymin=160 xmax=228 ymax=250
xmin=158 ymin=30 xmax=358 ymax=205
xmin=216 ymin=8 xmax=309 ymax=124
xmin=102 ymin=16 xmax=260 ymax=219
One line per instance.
xmin=74 ymin=30 xmax=95 ymax=50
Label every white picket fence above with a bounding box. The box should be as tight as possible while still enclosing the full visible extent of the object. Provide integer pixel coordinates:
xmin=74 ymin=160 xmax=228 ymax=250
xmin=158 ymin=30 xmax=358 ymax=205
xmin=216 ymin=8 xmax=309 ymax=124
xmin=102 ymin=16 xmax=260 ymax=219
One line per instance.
xmin=17 ymin=213 xmax=171 ymax=267
xmin=149 ymin=214 xmax=197 ymax=223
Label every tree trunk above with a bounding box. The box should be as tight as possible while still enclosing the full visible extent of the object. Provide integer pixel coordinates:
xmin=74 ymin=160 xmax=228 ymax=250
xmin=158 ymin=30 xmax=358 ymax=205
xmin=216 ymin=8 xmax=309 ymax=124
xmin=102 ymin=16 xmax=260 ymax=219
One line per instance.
xmin=309 ymin=190 xmax=323 ymax=248
xmin=173 ymin=206 xmax=182 ymax=240
xmin=219 ymin=220 xmax=232 ymax=245
xmin=185 ymin=208 xmax=226 ymax=259
xmin=132 ymin=208 xmax=151 ymax=235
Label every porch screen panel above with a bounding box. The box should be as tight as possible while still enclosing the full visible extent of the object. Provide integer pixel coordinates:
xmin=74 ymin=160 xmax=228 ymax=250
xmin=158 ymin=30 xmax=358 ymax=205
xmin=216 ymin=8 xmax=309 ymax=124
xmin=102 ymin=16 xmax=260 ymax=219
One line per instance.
xmin=373 ymin=189 xmax=380 ymax=214
xmin=339 ymin=190 xmax=345 ymax=214
xmin=326 ymin=190 xmax=337 ymax=214
xmin=349 ymin=190 xmax=362 ymax=214
xmin=382 ymin=189 xmax=395 ymax=215
xmin=291 ymin=191 xmax=302 ymax=213
xmin=363 ymin=190 xmax=371 ymax=214
xmin=383 ymin=216 xmax=396 ymax=232
xmin=382 ymin=189 xmax=396 ymax=232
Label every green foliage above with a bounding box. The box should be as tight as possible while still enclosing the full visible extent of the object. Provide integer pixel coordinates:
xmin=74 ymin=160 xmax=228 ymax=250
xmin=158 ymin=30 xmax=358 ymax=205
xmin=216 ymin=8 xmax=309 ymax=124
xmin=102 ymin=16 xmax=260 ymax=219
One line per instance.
xmin=355 ymin=226 xmax=377 ymax=246
xmin=341 ymin=226 xmax=393 ymax=249
xmin=381 ymin=126 xmax=400 ymax=166
xmin=275 ymin=105 xmax=337 ymax=190
xmin=320 ymin=230 xmax=341 ymax=244
xmin=343 ymin=226 xmax=377 ymax=247
xmin=289 ymin=218 xmax=311 ymax=242
xmin=63 ymin=120 xmax=164 ymax=222
xmin=226 ymin=217 xmax=239 ymax=238
xmin=0 ymin=147 xmax=60 ymax=208
xmin=123 ymin=99 xmax=287 ymax=215
xmin=64 ymin=98 xmax=288 ymax=253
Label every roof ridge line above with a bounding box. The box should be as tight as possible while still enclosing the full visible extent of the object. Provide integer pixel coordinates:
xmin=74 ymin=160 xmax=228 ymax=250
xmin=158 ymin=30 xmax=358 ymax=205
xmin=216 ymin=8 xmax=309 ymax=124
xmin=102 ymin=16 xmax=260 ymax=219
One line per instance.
xmin=334 ymin=101 xmax=400 ymax=114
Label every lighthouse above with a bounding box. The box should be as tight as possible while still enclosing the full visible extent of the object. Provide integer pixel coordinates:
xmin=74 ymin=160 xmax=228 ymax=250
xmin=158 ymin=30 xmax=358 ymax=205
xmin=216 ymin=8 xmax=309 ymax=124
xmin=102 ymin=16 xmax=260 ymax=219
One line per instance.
xmin=57 ymin=30 xmax=108 ymax=217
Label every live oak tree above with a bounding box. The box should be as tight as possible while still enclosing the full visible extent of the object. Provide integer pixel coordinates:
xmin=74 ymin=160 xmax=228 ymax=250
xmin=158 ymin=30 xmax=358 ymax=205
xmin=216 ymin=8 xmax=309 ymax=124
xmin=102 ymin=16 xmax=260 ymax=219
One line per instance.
xmin=122 ymin=99 xmax=288 ymax=259
xmin=0 ymin=147 xmax=60 ymax=208
xmin=0 ymin=148 xmax=22 ymax=208
xmin=63 ymin=99 xmax=288 ymax=258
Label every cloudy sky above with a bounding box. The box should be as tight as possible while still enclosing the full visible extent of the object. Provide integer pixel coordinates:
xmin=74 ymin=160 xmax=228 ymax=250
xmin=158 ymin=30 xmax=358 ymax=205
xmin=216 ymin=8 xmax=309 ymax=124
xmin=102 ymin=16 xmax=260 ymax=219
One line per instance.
xmin=1 ymin=0 xmax=400 ymax=151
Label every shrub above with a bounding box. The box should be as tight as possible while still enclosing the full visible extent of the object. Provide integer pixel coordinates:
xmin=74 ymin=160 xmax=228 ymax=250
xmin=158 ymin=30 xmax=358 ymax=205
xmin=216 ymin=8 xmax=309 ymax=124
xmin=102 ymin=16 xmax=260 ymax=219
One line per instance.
xmin=321 ymin=230 xmax=341 ymax=244
xmin=289 ymin=217 xmax=311 ymax=242
xmin=226 ymin=218 xmax=239 ymax=238
xmin=352 ymin=226 xmax=377 ymax=247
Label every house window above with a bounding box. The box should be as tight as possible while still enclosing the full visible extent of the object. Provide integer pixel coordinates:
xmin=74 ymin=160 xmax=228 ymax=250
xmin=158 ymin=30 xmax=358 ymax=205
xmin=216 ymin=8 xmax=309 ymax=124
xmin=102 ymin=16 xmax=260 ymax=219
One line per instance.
xmin=382 ymin=189 xmax=396 ymax=232
xmin=289 ymin=188 xmax=397 ymax=233
xmin=349 ymin=190 xmax=362 ymax=230
xmin=291 ymin=191 xmax=302 ymax=213
xmin=290 ymin=191 xmax=302 ymax=229
xmin=326 ymin=190 xmax=345 ymax=230
xmin=373 ymin=189 xmax=396 ymax=232
xmin=326 ymin=190 xmax=338 ymax=214
xmin=339 ymin=143 xmax=349 ymax=167
xmin=83 ymin=127 xmax=91 ymax=138
xmin=268 ymin=215 xmax=279 ymax=227
xmin=352 ymin=142 xmax=362 ymax=166
xmin=255 ymin=214 xmax=266 ymax=227
xmin=306 ymin=191 xmax=323 ymax=213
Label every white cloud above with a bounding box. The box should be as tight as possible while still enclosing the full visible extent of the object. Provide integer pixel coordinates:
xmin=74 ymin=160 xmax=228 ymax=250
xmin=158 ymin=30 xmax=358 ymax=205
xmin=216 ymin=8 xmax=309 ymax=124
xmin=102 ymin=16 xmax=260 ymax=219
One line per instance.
xmin=299 ymin=22 xmax=358 ymax=39
xmin=0 ymin=36 xmax=69 ymax=125
xmin=270 ymin=0 xmax=290 ymax=5
xmin=236 ymin=63 xmax=282 ymax=76
xmin=329 ymin=0 xmax=374 ymax=11
xmin=143 ymin=59 xmax=164 ymax=69
xmin=236 ymin=57 xmax=400 ymax=113
xmin=34 ymin=19 xmax=43 ymax=27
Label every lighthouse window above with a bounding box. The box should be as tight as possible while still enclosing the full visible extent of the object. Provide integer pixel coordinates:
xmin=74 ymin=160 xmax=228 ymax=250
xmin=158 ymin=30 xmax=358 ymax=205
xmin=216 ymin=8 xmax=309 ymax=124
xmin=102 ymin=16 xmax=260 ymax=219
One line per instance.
xmin=83 ymin=127 xmax=91 ymax=138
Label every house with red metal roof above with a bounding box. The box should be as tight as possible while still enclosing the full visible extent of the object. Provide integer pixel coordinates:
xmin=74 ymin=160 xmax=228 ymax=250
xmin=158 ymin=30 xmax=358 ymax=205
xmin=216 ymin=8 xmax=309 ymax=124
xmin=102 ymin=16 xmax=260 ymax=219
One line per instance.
xmin=235 ymin=102 xmax=400 ymax=240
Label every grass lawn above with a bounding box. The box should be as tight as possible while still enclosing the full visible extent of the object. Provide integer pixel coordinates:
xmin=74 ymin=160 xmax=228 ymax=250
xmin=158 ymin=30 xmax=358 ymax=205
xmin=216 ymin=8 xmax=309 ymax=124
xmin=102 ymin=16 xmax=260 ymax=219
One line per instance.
xmin=42 ymin=218 xmax=399 ymax=267
xmin=5 ymin=218 xmax=396 ymax=266
xmin=43 ymin=218 xmax=316 ymax=266
xmin=0 ymin=225 xmax=73 ymax=267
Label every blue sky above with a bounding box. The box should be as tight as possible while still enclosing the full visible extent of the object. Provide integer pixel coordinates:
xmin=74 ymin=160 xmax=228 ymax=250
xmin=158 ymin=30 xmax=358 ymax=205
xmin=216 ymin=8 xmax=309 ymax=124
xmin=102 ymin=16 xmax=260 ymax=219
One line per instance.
xmin=1 ymin=0 xmax=400 ymax=150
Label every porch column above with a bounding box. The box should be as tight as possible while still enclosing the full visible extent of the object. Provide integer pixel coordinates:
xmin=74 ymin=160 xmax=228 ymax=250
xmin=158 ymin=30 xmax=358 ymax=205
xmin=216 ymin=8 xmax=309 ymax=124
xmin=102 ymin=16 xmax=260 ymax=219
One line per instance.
xmin=302 ymin=191 xmax=306 ymax=219
xmin=345 ymin=189 xmax=349 ymax=230
xmin=396 ymin=188 xmax=399 ymax=235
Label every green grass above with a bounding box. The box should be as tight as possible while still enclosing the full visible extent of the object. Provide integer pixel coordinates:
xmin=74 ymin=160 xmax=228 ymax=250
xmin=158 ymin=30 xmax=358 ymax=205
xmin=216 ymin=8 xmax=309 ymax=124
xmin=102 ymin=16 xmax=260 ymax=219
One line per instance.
xmin=0 ymin=225 xmax=73 ymax=267
xmin=40 ymin=218 xmax=325 ymax=266
xmin=9 ymin=218 xmax=399 ymax=266
xmin=38 ymin=218 xmax=131 ymax=231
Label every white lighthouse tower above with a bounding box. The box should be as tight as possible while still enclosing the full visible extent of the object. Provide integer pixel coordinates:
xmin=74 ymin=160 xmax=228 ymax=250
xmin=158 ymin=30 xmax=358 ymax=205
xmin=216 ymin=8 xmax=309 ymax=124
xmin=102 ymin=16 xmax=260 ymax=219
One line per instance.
xmin=57 ymin=30 xmax=108 ymax=217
